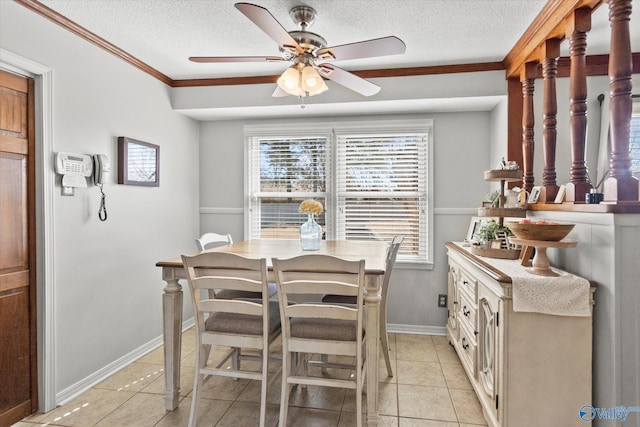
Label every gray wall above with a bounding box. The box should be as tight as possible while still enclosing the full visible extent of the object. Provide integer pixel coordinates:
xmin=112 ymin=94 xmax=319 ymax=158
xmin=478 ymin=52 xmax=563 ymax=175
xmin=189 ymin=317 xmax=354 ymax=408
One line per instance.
xmin=199 ymin=110 xmax=494 ymax=332
xmin=1 ymin=1 xmax=200 ymax=403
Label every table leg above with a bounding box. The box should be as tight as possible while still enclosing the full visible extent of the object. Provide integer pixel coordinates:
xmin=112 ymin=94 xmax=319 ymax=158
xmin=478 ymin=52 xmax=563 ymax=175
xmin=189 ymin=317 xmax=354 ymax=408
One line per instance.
xmin=162 ymin=273 xmax=183 ymax=411
xmin=364 ymin=275 xmax=381 ymax=426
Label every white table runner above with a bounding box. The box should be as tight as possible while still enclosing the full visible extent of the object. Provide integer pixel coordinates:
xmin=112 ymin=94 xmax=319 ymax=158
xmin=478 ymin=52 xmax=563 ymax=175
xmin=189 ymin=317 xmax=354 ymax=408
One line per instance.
xmin=485 ymin=257 xmax=591 ymax=317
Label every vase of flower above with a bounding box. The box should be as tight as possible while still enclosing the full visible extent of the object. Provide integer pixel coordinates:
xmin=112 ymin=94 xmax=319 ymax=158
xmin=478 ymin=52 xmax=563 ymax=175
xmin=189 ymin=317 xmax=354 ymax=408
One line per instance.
xmin=300 ymin=214 xmax=322 ymax=250
xmin=299 ymin=199 xmax=323 ymax=251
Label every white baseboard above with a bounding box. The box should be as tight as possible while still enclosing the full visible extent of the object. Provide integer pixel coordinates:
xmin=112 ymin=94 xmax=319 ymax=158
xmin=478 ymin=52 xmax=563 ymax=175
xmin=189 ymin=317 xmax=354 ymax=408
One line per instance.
xmin=55 ymin=317 xmax=195 ymax=407
xmin=387 ymin=323 xmax=447 ymax=336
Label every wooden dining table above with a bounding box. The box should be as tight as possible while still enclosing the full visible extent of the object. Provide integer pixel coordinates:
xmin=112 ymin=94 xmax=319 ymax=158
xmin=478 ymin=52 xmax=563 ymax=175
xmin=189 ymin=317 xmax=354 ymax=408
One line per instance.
xmin=155 ymin=238 xmax=389 ymax=425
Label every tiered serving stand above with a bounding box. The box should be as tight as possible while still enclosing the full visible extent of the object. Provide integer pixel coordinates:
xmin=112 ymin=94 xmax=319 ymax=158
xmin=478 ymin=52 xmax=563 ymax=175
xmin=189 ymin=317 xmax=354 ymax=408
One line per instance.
xmin=471 ymin=169 xmax=526 ymax=259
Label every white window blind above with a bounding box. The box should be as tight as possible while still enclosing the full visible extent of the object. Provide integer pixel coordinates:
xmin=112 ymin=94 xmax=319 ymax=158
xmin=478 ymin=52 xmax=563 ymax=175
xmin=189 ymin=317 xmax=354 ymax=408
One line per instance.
xmin=335 ymin=133 xmax=428 ymax=262
xmin=247 ymin=136 xmax=329 ymax=239
xmin=245 ymin=120 xmax=433 ymax=264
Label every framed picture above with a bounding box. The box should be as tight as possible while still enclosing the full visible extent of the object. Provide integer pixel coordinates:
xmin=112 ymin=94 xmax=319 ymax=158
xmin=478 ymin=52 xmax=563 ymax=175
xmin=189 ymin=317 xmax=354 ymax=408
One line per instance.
xmin=118 ymin=137 xmax=159 ymax=186
xmin=467 ymin=216 xmax=486 ymax=242
xmin=490 ymin=240 xmax=503 ymax=249
xmin=528 ymin=186 xmax=541 ymax=203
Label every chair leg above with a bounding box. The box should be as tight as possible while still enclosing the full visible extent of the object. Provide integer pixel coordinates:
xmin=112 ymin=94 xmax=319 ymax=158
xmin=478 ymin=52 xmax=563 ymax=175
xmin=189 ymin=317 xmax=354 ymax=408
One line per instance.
xmin=232 ymin=347 xmax=240 ymax=381
xmin=280 ymin=351 xmax=291 ymax=427
xmin=189 ymin=344 xmax=206 ymax=427
xmin=380 ymin=332 xmax=393 ymax=377
xmin=356 ymin=366 xmax=363 ymax=427
xmin=380 ymin=307 xmax=394 ymax=377
xmin=301 ymin=353 xmax=308 ymax=389
xmin=259 ymin=347 xmax=269 ymax=427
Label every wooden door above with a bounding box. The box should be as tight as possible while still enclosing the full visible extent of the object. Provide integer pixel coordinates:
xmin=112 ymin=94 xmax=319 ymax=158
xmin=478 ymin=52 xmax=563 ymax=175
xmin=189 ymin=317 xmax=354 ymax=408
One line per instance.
xmin=0 ymin=69 xmax=38 ymax=425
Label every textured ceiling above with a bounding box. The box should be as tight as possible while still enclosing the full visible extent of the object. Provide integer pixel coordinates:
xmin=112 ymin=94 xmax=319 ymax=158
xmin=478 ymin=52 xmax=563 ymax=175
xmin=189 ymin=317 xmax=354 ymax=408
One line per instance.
xmin=38 ymin=0 xmax=554 ymax=80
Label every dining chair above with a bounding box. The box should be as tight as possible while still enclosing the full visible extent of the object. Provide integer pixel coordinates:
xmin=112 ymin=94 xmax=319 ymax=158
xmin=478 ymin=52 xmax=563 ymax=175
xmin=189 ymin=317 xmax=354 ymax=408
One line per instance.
xmin=321 ymin=235 xmax=404 ymax=377
xmin=195 ymin=232 xmax=233 ymax=252
xmin=273 ymin=254 xmax=367 ymax=427
xmin=196 ymin=232 xmax=275 ymax=300
xmin=181 ymin=252 xmax=281 ymax=427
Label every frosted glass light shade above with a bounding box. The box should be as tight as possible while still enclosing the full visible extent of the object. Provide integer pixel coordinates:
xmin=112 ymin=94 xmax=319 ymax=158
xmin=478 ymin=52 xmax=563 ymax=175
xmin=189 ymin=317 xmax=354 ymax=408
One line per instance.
xmin=277 ymin=66 xmax=302 ymax=96
xmin=301 ymin=65 xmax=328 ymax=95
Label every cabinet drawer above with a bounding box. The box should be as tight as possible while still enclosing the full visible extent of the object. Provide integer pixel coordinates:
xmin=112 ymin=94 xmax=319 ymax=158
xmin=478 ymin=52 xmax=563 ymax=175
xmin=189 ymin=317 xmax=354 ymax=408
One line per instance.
xmin=458 ymin=290 xmax=477 ymax=332
xmin=458 ymin=267 xmax=477 ymax=301
xmin=458 ymin=322 xmax=477 ymax=377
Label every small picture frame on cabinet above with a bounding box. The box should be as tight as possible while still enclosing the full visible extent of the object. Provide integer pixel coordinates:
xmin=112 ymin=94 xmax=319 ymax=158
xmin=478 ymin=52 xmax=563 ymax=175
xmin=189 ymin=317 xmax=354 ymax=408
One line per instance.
xmin=528 ymin=186 xmax=541 ymax=204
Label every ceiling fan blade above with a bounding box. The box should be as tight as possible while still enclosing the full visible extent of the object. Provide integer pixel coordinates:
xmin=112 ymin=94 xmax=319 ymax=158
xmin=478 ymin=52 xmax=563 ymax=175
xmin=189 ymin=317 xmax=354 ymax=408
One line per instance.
xmin=189 ymin=56 xmax=284 ymax=63
xmin=318 ymin=64 xmax=380 ymax=97
xmin=316 ymin=36 xmax=406 ymax=62
xmin=235 ymin=2 xmax=303 ymax=54
xmin=272 ymin=85 xmax=289 ymax=97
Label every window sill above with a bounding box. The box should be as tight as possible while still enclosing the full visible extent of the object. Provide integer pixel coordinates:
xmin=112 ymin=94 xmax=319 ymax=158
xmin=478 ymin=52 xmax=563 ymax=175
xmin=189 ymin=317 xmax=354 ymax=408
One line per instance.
xmin=395 ymin=261 xmax=434 ymax=271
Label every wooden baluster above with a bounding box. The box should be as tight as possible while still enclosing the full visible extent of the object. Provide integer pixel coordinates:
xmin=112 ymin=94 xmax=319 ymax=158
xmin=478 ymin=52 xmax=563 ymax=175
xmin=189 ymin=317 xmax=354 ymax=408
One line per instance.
xmin=565 ymin=8 xmax=593 ymax=203
xmin=603 ymin=0 xmax=639 ymax=202
xmin=521 ymin=62 xmax=537 ymax=193
xmin=539 ymin=39 xmax=561 ymax=203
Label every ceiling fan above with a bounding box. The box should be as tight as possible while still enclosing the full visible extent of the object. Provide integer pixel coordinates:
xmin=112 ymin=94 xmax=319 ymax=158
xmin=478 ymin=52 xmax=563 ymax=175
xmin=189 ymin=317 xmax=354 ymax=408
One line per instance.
xmin=189 ymin=2 xmax=406 ymax=98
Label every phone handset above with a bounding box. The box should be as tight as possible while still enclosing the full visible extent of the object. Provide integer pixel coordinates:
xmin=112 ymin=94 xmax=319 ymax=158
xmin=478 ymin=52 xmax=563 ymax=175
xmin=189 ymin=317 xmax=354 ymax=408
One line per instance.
xmin=93 ymin=155 xmax=110 ymax=221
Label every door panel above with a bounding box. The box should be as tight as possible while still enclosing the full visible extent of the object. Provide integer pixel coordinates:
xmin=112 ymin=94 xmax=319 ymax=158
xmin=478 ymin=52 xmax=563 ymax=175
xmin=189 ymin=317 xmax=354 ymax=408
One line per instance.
xmin=0 ymin=69 xmax=37 ymax=426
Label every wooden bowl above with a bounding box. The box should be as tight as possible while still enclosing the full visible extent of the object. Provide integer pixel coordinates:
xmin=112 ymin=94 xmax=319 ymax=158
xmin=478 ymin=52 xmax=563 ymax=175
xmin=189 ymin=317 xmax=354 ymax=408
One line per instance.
xmin=505 ymin=221 xmax=575 ymax=242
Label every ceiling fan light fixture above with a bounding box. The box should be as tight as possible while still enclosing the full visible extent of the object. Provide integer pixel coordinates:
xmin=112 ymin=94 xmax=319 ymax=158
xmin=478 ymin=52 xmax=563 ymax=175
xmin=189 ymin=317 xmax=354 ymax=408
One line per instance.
xmin=277 ymin=66 xmax=303 ymax=96
xmin=301 ymin=65 xmax=326 ymax=93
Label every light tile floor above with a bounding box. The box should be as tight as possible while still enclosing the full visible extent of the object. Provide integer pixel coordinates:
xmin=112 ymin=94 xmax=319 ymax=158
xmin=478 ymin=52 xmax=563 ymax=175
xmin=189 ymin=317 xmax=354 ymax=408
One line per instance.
xmin=15 ymin=330 xmax=487 ymax=427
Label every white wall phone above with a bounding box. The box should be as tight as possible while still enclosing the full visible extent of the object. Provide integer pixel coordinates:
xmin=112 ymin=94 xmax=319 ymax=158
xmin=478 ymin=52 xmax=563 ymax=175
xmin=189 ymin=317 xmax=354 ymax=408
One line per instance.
xmin=93 ymin=154 xmax=111 ymax=185
xmin=93 ymin=154 xmax=110 ymax=221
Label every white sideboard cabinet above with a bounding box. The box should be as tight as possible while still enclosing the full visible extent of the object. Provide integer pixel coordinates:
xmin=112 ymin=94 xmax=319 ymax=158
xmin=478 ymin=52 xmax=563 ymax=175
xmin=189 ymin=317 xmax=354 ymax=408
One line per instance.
xmin=446 ymin=242 xmax=594 ymax=427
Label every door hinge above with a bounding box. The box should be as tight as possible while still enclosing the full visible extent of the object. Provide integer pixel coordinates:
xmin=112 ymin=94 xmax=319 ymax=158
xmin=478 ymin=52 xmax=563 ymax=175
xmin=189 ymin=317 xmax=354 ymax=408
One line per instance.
xmin=496 ymin=394 xmax=499 ymax=409
xmin=496 ymin=312 xmax=499 ymax=327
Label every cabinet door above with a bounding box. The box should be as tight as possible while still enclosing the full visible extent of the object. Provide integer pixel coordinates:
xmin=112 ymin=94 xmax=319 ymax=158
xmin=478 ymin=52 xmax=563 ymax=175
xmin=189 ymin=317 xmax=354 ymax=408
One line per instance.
xmin=478 ymin=284 xmax=499 ymax=418
xmin=446 ymin=262 xmax=459 ymax=340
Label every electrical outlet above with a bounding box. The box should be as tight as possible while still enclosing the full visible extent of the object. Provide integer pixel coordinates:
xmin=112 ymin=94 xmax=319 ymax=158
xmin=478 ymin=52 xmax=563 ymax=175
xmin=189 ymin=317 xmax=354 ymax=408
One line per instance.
xmin=438 ymin=294 xmax=447 ymax=307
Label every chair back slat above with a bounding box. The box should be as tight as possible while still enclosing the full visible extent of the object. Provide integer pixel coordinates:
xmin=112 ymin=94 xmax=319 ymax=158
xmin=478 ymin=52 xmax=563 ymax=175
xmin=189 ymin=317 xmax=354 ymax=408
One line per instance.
xmin=191 ymin=276 xmax=263 ymax=293
xmin=286 ymin=303 xmax=357 ymax=321
xmin=198 ymin=299 xmax=263 ymax=316
xmin=196 ymin=232 xmax=232 ymax=251
xmin=281 ymin=280 xmax=360 ymax=296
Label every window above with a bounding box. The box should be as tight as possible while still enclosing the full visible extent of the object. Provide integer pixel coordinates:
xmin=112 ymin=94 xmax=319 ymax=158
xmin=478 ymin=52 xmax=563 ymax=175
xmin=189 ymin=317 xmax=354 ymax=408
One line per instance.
xmin=245 ymin=120 xmax=433 ymax=264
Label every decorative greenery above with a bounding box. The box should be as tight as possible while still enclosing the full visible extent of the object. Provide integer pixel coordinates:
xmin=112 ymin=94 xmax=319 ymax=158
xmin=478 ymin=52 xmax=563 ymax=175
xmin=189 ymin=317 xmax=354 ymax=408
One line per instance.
xmin=487 ymin=190 xmax=506 ymax=208
xmin=475 ymin=220 xmax=512 ymax=246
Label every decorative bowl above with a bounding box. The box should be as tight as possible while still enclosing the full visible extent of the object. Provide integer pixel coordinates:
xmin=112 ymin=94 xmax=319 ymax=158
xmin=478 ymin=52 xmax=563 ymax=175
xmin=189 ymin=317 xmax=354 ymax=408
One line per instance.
xmin=505 ymin=221 xmax=575 ymax=242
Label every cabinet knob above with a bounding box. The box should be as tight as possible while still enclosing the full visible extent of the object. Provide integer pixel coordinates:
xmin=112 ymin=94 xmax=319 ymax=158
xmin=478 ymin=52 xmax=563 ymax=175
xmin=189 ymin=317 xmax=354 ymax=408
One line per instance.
xmin=463 ymin=280 xmax=469 ymax=285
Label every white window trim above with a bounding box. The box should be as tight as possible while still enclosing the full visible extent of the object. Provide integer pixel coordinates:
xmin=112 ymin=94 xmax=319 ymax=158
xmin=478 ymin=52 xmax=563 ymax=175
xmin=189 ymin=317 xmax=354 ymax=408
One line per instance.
xmin=243 ymin=119 xmax=434 ymax=267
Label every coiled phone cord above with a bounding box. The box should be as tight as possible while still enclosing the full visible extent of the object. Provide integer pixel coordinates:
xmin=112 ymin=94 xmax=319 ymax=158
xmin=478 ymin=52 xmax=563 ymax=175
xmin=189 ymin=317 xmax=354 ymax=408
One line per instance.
xmin=98 ymin=183 xmax=107 ymax=221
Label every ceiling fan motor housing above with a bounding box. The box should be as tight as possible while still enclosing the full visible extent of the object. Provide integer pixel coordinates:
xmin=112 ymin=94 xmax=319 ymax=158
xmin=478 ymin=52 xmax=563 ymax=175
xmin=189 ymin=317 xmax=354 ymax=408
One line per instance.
xmin=289 ymin=30 xmax=327 ymax=53
xmin=289 ymin=5 xmax=316 ymax=29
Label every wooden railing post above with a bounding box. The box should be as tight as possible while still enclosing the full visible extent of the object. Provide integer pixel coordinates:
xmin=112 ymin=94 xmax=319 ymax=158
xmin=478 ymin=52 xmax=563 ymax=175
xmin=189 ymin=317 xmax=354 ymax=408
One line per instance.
xmin=539 ymin=39 xmax=561 ymax=203
xmin=521 ymin=62 xmax=538 ymax=193
xmin=603 ymin=0 xmax=639 ymax=202
xmin=565 ymin=8 xmax=593 ymax=203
